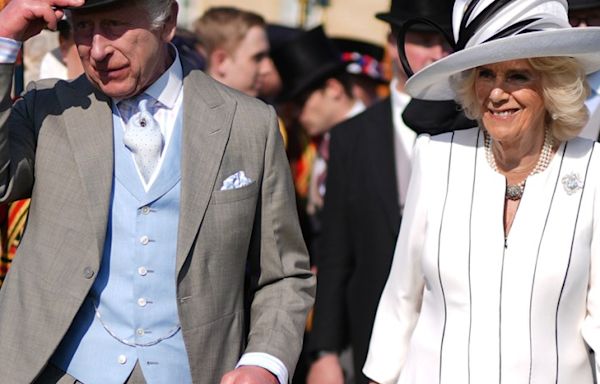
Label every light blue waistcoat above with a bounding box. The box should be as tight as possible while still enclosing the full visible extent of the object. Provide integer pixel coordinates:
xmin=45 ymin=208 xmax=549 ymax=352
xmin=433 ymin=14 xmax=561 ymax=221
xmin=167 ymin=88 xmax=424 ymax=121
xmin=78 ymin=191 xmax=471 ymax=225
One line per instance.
xmin=51 ymin=107 xmax=192 ymax=384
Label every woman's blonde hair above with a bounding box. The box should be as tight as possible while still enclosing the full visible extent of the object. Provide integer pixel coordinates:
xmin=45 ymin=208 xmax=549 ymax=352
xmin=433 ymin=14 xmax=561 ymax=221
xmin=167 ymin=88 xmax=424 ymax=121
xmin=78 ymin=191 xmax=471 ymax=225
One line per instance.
xmin=452 ymin=57 xmax=590 ymax=141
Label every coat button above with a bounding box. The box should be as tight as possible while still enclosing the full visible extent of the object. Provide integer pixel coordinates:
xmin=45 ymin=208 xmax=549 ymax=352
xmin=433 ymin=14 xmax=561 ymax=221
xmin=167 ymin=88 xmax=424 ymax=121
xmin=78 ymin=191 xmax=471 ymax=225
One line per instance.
xmin=83 ymin=267 xmax=94 ymax=279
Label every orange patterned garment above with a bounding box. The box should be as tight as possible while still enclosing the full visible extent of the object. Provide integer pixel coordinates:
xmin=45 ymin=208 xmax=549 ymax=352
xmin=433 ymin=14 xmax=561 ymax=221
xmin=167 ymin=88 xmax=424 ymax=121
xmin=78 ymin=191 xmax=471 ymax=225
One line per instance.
xmin=0 ymin=199 xmax=30 ymax=287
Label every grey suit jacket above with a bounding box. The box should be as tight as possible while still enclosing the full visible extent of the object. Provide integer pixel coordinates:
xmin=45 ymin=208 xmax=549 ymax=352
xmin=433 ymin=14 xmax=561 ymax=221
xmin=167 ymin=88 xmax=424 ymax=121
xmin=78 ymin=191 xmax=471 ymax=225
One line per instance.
xmin=0 ymin=60 xmax=315 ymax=383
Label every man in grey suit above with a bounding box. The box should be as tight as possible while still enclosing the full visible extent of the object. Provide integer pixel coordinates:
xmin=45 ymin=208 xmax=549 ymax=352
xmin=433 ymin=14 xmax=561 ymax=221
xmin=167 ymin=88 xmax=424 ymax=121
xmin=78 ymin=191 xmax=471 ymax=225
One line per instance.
xmin=0 ymin=0 xmax=315 ymax=383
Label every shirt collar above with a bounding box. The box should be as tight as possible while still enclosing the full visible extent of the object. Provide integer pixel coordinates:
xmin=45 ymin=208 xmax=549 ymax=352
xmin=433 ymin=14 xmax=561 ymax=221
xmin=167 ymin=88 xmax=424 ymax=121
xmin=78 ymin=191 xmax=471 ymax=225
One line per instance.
xmin=345 ymin=100 xmax=366 ymax=119
xmin=390 ymin=78 xmax=411 ymax=110
xmin=588 ymin=71 xmax=600 ymax=96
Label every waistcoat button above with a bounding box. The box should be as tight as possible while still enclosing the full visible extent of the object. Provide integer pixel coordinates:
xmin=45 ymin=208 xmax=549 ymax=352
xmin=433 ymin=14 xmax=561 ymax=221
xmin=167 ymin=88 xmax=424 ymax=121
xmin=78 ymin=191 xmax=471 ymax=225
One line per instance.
xmin=83 ymin=267 xmax=94 ymax=279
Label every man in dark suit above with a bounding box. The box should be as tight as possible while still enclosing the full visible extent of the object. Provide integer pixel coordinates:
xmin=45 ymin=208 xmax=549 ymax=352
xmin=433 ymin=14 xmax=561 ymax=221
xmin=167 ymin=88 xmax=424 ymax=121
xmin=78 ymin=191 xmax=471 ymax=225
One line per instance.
xmin=306 ymin=1 xmax=455 ymax=383
xmin=568 ymin=0 xmax=600 ymax=139
xmin=0 ymin=0 xmax=314 ymax=383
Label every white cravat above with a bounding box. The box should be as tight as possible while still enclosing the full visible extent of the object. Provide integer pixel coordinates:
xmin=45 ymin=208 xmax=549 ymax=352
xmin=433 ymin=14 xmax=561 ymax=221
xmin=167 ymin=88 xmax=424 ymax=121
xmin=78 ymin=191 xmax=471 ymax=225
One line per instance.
xmin=121 ymin=96 xmax=164 ymax=182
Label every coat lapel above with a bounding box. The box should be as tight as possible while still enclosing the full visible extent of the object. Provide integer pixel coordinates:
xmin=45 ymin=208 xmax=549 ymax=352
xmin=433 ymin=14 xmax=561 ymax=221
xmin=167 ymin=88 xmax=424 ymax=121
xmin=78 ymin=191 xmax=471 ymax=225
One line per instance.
xmin=176 ymin=67 xmax=236 ymax=275
xmin=60 ymin=76 xmax=114 ymax=257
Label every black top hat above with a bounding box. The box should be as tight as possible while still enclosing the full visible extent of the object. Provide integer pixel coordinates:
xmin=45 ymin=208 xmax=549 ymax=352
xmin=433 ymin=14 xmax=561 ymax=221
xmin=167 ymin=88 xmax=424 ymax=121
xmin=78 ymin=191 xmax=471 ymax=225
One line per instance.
xmin=568 ymin=0 xmax=600 ymax=10
xmin=376 ymin=0 xmax=454 ymax=32
xmin=267 ymin=24 xmax=304 ymax=51
xmin=332 ymin=38 xmax=387 ymax=83
xmin=65 ymin=0 xmax=125 ymax=10
xmin=271 ymin=26 xmax=345 ymax=102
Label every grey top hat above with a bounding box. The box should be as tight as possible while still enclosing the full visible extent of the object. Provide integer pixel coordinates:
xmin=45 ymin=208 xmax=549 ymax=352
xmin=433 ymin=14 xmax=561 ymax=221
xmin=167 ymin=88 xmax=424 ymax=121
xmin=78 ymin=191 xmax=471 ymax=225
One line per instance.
xmin=65 ymin=0 xmax=125 ymax=10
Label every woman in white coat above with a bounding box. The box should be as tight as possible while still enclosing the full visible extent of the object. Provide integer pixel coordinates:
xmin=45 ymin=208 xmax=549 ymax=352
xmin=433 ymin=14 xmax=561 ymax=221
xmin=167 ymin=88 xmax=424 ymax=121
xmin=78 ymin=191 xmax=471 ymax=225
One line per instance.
xmin=363 ymin=0 xmax=600 ymax=383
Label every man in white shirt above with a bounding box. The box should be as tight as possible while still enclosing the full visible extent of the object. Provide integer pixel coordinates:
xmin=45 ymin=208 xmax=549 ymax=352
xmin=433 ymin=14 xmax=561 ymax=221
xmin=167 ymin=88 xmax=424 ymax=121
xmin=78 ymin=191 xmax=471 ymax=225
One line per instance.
xmin=569 ymin=0 xmax=600 ymax=140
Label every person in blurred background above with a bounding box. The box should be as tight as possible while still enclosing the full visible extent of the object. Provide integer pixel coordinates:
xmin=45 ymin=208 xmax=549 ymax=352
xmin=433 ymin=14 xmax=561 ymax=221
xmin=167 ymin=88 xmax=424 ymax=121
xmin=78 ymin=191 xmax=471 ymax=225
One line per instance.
xmin=306 ymin=1 xmax=454 ymax=383
xmin=271 ymin=25 xmax=365 ymax=260
xmin=271 ymin=26 xmax=365 ymax=383
xmin=569 ymin=0 xmax=600 ymax=140
xmin=332 ymin=37 xmax=388 ymax=108
xmin=259 ymin=23 xmax=303 ymax=104
xmin=171 ymin=27 xmax=205 ymax=71
xmin=193 ymin=6 xmax=271 ymax=97
xmin=39 ymin=18 xmax=83 ymax=80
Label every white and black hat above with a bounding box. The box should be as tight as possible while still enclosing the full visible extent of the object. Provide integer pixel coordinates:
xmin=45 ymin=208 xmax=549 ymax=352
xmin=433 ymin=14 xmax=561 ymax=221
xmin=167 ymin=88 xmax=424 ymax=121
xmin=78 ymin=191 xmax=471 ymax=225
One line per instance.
xmin=401 ymin=0 xmax=600 ymax=100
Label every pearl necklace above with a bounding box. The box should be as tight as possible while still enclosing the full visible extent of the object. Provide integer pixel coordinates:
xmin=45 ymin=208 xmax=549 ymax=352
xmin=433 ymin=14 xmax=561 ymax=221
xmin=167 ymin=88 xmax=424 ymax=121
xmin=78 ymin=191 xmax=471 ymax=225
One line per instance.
xmin=484 ymin=129 xmax=554 ymax=201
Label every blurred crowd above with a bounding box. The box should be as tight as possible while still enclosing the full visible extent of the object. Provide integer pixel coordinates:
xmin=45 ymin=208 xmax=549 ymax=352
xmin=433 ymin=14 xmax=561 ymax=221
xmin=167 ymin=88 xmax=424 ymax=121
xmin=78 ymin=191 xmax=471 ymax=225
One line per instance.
xmin=1 ymin=0 xmax=599 ymax=383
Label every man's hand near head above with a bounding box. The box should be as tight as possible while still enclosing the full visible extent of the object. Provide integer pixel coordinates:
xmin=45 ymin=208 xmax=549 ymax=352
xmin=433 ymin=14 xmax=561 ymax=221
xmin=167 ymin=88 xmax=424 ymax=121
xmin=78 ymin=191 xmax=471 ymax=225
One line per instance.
xmin=0 ymin=0 xmax=83 ymax=42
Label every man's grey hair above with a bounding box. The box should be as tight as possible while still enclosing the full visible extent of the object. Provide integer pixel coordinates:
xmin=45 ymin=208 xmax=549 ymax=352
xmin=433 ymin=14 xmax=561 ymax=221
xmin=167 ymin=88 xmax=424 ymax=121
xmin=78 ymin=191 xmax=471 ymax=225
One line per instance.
xmin=66 ymin=0 xmax=176 ymax=30
xmin=136 ymin=0 xmax=176 ymax=29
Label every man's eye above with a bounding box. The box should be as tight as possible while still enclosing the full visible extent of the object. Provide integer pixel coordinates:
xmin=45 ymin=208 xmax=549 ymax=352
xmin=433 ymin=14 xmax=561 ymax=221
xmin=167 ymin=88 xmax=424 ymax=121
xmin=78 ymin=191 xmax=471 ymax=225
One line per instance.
xmin=74 ymin=21 xmax=91 ymax=31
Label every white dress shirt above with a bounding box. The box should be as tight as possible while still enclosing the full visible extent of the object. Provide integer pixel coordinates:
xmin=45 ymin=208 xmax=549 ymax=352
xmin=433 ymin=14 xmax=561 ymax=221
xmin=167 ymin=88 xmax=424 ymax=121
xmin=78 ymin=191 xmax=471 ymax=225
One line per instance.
xmin=579 ymin=71 xmax=600 ymax=140
xmin=390 ymin=79 xmax=417 ymax=213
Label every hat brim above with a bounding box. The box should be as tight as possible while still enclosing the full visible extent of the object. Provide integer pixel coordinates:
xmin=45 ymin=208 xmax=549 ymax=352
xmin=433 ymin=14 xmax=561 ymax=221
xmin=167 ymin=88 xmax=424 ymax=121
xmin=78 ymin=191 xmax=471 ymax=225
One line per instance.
xmin=406 ymin=27 xmax=600 ymax=100
xmin=65 ymin=0 xmax=122 ymax=10
xmin=376 ymin=12 xmax=451 ymax=32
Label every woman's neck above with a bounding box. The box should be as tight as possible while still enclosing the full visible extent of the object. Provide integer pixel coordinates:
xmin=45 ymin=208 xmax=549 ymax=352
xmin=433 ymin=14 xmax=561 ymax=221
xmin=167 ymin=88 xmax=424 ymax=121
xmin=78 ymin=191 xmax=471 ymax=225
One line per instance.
xmin=490 ymin=129 xmax=546 ymax=184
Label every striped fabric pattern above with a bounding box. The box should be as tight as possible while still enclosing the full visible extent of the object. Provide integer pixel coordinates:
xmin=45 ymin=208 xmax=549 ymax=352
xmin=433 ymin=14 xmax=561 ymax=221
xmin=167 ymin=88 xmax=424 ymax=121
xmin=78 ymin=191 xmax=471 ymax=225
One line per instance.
xmin=0 ymin=37 xmax=21 ymax=63
xmin=0 ymin=199 xmax=30 ymax=287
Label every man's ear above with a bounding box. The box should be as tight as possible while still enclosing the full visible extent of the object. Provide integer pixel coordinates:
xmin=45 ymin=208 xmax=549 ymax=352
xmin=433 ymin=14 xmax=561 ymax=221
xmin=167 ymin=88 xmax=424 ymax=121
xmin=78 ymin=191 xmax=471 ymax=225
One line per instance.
xmin=324 ymin=78 xmax=344 ymax=100
xmin=162 ymin=1 xmax=179 ymax=42
xmin=210 ymin=48 xmax=231 ymax=78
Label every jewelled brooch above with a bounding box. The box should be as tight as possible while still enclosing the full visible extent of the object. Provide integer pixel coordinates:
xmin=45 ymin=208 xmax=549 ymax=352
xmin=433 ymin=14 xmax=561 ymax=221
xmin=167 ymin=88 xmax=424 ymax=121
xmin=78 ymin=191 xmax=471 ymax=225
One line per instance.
xmin=561 ymin=172 xmax=583 ymax=195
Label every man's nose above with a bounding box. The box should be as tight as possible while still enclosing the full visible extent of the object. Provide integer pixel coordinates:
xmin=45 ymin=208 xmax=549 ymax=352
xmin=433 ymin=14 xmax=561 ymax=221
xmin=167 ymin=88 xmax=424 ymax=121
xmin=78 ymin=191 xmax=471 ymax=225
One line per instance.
xmin=431 ymin=42 xmax=449 ymax=61
xmin=90 ymin=32 xmax=113 ymax=62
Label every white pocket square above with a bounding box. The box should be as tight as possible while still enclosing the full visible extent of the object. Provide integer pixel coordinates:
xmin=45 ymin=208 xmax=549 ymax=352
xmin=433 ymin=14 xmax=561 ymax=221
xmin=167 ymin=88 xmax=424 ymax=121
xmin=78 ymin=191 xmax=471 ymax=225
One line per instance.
xmin=220 ymin=171 xmax=254 ymax=191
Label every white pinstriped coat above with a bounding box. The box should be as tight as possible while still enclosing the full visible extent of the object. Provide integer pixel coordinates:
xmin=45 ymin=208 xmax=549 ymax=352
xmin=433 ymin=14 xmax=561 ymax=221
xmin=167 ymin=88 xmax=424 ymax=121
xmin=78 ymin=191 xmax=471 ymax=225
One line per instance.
xmin=364 ymin=127 xmax=600 ymax=384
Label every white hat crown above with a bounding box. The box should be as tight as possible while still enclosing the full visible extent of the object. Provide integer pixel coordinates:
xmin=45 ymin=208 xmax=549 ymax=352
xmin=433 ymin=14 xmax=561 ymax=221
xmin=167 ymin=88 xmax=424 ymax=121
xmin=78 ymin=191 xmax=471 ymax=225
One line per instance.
xmin=453 ymin=0 xmax=570 ymax=50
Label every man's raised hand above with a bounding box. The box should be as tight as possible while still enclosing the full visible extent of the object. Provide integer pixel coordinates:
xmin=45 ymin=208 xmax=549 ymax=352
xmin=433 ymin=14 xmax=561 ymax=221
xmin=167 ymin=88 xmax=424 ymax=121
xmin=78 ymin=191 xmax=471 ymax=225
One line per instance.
xmin=0 ymin=0 xmax=83 ymax=42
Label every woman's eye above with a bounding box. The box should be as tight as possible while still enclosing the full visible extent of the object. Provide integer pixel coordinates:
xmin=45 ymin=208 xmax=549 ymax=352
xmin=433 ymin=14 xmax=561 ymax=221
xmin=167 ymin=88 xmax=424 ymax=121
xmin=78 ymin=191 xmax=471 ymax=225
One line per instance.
xmin=477 ymin=69 xmax=494 ymax=79
xmin=509 ymin=73 xmax=530 ymax=82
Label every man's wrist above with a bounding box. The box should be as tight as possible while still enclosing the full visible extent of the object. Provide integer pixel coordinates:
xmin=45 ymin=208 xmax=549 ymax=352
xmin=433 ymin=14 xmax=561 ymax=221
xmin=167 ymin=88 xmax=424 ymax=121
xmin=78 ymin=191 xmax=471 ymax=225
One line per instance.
xmin=310 ymin=350 xmax=338 ymax=363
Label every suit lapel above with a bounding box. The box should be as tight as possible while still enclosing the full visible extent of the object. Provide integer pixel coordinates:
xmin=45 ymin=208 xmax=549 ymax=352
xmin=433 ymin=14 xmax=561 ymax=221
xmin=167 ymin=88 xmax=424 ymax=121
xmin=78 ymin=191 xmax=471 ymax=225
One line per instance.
xmin=176 ymin=67 xmax=236 ymax=275
xmin=60 ymin=76 xmax=114 ymax=257
xmin=368 ymin=98 xmax=401 ymax=235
